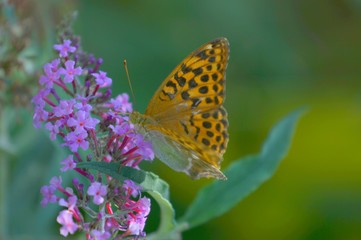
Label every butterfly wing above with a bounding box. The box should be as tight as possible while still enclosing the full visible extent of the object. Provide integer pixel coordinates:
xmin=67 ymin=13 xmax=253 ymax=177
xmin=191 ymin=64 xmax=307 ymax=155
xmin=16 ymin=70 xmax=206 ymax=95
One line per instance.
xmin=144 ymin=38 xmax=229 ymax=179
xmin=145 ymin=124 xmax=227 ymax=179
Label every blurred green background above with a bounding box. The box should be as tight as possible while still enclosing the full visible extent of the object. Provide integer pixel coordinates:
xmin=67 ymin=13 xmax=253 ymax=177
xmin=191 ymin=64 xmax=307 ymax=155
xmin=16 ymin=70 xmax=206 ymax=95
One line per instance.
xmin=2 ymin=0 xmax=361 ymax=239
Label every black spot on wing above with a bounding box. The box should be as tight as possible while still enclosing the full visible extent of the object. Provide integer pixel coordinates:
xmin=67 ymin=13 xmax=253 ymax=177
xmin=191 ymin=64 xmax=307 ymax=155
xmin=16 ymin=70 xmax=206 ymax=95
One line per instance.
xmin=196 ymin=50 xmax=208 ymax=59
xmin=203 ymin=121 xmax=212 ymax=129
xmin=202 ymin=138 xmax=210 ymax=146
xmin=199 ymin=86 xmax=208 ymax=94
xmin=166 ymin=80 xmax=177 ymax=94
xmin=193 ymin=67 xmax=203 ymax=76
xmin=188 ymin=79 xmax=198 ymax=88
xmin=174 ymin=74 xmax=186 ymax=87
xmin=181 ymin=91 xmax=190 ymax=100
xmin=201 ymin=74 xmax=209 ymax=82
xmin=181 ymin=64 xmax=192 ymax=74
xmin=208 ymin=56 xmax=215 ymax=63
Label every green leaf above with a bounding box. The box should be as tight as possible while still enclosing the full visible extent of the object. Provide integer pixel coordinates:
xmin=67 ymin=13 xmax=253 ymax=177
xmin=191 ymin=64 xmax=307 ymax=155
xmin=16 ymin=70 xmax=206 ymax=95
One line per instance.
xmin=76 ymin=162 xmax=169 ymax=199
xmin=179 ymin=108 xmax=306 ymax=228
xmin=76 ymin=162 xmax=176 ymax=234
xmin=147 ymin=191 xmax=178 ymax=239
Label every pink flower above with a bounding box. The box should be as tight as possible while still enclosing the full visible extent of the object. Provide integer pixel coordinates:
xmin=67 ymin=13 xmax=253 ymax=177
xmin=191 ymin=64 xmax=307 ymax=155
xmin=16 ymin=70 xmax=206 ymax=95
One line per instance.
xmin=50 ymin=176 xmax=62 ymax=188
xmin=90 ymin=230 xmax=111 ymax=240
xmin=75 ymin=95 xmax=92 ymax=112
xmin=133 ymin=134 xmax=154 ymax=160
xmin=33 ymin=37 xmax=154 ymax=237
xmin=40 ymin=185 xmax=57 ymax=206
xmin=39 ymin=59 xmax=61 ymax=89
xmin=59 ymin=60 xmax=83 ymax=83
xmin=87 ymin=182 xmax=107 ymax=205
xmin=45 ymin=121 xmax=61 ymax=140
xmin=67 ymin=110 xmax=99 ymax=133
xmin=92 ymin=71 xmax=112 ymax=88
xmin=54 ymin=39 xmax=76 ymax=57
xmin=123 ymin=180 xmax=141 ymax=198
xmin=134 ymin=197 xmax=151 ymax=217
xmin=33 ymin=107 xmax=49 ymax=128
xmin=110 ymin=93 xmax=132 ymax=113
xmin=127 ymin=214 xmax=146 ymax=236
xmin=56 ymin=210 xmax=78 ymax=236
xmin=53 ymin=99 xmax=76 ymax=117
xmin=59 ymin=195 xmax=78 ymax=210
xmin=64 ymin=130 xmax=89 ymax=152
xmin=124 ymin=197 xmax=150 ymax=236
xmin=109 ymin=121 xmax=132 ymax=136
xmin=32 ymin=88 xmax=50 ymax=108
xmin=60 ymin=155 xmax=76 ymax=172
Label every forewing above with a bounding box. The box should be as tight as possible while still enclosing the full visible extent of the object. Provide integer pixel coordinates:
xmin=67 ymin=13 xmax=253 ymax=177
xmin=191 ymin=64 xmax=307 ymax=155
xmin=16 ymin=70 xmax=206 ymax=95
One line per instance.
xmin=146 ymin=37 xmax=229 ymax=117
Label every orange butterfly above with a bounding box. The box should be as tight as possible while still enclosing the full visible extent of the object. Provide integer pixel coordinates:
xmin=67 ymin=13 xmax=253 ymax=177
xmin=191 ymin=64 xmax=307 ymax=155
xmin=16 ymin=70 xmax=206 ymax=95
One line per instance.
xmin=131 ymin=38 xmax=229 ymax=180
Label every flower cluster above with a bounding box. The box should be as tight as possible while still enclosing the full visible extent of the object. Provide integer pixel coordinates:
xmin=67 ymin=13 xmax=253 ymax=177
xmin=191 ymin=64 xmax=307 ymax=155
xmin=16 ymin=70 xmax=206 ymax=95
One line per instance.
xmin=33 ymin=35 xmax=154 ymax=239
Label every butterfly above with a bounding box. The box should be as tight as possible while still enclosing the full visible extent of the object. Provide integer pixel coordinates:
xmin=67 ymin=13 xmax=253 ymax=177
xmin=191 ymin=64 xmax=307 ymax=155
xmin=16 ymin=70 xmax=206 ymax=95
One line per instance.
xmin=130 ymin=38 xmax=229 ymax=180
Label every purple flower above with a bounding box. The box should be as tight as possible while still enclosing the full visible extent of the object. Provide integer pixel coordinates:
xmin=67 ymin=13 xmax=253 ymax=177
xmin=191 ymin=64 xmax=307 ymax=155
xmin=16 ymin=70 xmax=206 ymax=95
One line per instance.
xmin=49 ymin=58 xmax=61 ymax=70
xmin=133 ymin=134 xmax=154 ymax=160
xmin=32 ymin=88 xmax=50 ymax=108
xmin=34 ymin=37 xmax=155 ymax=238
xmin=92 ymin=71 xmax=112 ymax=88
xmin=67 ymin=110 xmax=99 ymax=133
xmin=59 ymin=60 xmax=83 ymax=83
xmin=87 ymin=182 xmax=107 ymax=205
xmin=75 ymin=95 xmax=92 ymax=112
xmin=39 ymin=75 xmax=52 ymax=89
xmin=90 ymin=230 xmax=111 ymax=240
xmin=33 ymin=107 xmax=49 ymax=128
xmin=110 ymin=93 xmax=133 ymax=113
xmin=53 ymin=99 xmax=76 ymax=117
xmin=135 ymin=197 xmax=151 ymax=217
xmin=64 ymin=187 xmax=75 ymax=196
xmin=109 ymin=121 xmax=132 ymax=136
xmin=123 ymin=180 xmax=141 ymax=198
xmin=50 ymin=176 xmax=62 ymax=188
xmin=124 ymin=197 xmax=150 ymax=236
xmin=59 ymin=195 xmax=78 ymax=210
xmin=127 ymin=214 xmax=146 ymax=236
xmin=40 ymin=185 xmax=57 ymax=206
xmin=45 ymin=121 xmax=61 ymax=140
xmin=64 ymin=130 xmax=89 ymax=152
xmin=105 ymin=218 xmax=121 ymax=233
xmin=60 ymin=155 xmax=76 ymax=172
xmin=57 ymin=210 xmax=78 ymax=237
xmin=39 ymin=59 xmax=61 ymax=89
xmin=54 ymin=40 xmax=76 ymax=58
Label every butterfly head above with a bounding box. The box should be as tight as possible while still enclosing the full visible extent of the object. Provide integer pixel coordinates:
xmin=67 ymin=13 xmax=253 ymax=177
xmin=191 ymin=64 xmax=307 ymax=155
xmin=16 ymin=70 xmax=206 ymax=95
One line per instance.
xmin=129 ymin=111 xmax=156 ymax=136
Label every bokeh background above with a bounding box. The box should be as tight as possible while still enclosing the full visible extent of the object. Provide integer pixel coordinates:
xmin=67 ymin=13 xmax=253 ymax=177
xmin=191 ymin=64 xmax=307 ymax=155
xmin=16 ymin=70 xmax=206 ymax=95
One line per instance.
xmin=2 ymin=0 xmax=361 ymax=239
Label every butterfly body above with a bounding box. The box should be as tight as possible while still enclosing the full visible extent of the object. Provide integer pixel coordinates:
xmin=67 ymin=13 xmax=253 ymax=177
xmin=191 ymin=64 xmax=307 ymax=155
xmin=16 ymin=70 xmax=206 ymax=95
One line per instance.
xmin=130 ymin=38 xmax=229 ymax=180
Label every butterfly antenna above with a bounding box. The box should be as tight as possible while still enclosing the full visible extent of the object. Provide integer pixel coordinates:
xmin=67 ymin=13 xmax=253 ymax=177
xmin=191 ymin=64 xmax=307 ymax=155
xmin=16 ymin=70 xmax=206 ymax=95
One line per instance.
xmin=123 ymin=59 xmax=136 ymax=106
